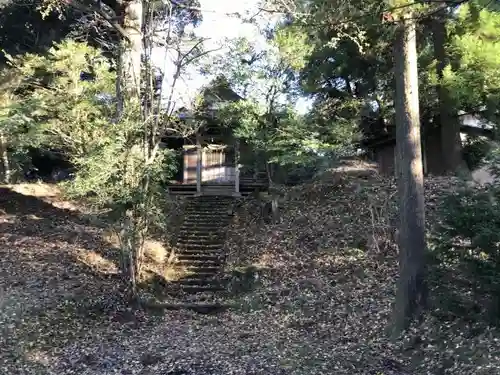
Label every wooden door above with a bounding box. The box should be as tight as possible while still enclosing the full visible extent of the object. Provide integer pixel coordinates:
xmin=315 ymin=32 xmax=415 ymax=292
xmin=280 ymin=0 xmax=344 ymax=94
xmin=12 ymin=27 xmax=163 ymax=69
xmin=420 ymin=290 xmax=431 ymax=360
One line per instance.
xmin=202 ymin=147 xmax=235 ymax=183
xmin=183 ymin=147 xmax=197 ymax=184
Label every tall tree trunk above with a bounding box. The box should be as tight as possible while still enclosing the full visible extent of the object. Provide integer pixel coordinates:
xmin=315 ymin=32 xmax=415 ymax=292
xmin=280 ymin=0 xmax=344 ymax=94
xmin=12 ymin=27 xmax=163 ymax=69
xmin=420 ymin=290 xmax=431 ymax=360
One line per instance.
xmin=393 ymin=14 xmax=428 ymax=335
xmin=116 ymin=0 xmax=143 ymax=118
xmin=0 ymin=132 xmax=11 ymax=184
xmin=115 ymin=0 xmax=143 ymax=295
xmin=432 ymin=8 xmax=466 ymax=175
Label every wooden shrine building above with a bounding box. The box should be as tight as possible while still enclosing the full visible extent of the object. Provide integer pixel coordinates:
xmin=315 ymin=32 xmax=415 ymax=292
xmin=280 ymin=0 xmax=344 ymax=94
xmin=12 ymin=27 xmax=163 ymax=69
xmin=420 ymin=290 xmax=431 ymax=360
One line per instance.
xmin=166 ymin=128 xmax=267 ymax=196
xmin=165 ymin=78 xmax=268 ymax=196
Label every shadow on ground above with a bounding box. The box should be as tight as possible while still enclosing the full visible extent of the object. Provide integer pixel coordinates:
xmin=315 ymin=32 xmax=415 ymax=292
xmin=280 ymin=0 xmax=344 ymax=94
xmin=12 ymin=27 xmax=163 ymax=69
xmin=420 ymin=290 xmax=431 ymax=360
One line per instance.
xmin=0 ymin=187 xmax=165 ymax=373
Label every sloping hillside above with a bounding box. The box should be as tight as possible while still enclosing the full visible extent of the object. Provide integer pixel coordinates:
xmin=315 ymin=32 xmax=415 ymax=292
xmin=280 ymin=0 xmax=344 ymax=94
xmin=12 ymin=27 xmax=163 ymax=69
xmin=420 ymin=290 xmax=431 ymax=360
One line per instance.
xmin=1 ymin=172 xmax=500 ymax=375
xmin=223 ymin=162 xmax=500 ymax=374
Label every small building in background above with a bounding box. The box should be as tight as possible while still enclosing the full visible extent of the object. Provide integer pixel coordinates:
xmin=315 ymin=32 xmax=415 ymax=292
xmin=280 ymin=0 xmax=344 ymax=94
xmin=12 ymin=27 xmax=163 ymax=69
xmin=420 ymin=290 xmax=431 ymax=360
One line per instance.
xmin=362 ymin=112 xmax=495 ymax=177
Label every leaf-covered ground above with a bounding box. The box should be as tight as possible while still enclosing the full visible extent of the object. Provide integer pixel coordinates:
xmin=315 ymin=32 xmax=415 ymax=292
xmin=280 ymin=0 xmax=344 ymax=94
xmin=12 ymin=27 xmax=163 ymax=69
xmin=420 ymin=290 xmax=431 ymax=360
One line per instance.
xmin=224 ymin=163 xmax=500 ymax=375
xmin=1 ymin=170 xmax=500 ymax=375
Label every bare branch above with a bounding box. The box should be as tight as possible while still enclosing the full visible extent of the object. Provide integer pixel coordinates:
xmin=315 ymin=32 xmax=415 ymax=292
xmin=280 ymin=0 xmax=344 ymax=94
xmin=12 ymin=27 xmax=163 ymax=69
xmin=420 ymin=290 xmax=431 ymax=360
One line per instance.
xmin=178 ymin=38 xmax=208 ymax=65
xmin=180 ymin=46 xmax=224 ymax=69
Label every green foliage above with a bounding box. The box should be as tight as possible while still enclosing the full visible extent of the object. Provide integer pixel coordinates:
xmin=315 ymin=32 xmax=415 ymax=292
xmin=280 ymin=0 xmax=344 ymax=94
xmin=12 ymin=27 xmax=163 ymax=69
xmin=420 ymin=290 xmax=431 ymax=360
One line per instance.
xmin=274 ymin=1 xmax=500 ymax=158
xmin=443 ymin=4 xmax=500 ymax=118
xmin=276 ymin=0 xmax=395 ymax=147
xmin=1 ymin=40 xmax=116 ymax=157
xmin=272 ymin=27 xmax=313 ymax=71
xmin=217 ymin=99 xmax=354 ymax=184
xmin=431 ymin=184 xmax=500 ymax=322
xmin=1 ymin=40 xmax=113 ymax=179
xmin=0 ymin=0 xmax=77 ymax=66
xmin=1 ymin=39 xmax=176 ymax=215
xmin=202 ymin=32 xmax=358 ymax=182
xmin=462 ymin=136 xmax=491 ymax=170
xmin=64 ymin=134 xmax=173 ymax=206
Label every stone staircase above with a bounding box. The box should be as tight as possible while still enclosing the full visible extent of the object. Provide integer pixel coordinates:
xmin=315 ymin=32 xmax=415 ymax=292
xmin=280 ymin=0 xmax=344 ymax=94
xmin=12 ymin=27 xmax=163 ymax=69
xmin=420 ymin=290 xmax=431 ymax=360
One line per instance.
xmin=174 ymin=195 xmax=236 ymax=305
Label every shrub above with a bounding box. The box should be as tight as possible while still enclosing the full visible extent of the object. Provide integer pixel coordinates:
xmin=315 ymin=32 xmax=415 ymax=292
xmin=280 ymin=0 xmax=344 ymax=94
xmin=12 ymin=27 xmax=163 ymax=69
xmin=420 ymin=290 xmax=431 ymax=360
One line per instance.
xmin=462 ymin=136 xmax=491 ymax=171
xmin=430 ymin=183 xmax=500 ymax=322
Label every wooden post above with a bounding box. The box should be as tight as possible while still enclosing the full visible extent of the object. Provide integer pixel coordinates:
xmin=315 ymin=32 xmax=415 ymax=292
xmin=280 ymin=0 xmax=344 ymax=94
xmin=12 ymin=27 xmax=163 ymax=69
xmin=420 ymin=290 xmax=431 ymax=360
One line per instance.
xmin=234 ymin=139 xmax=240 ymax=196
xmin=182 ymin=146 xmax=189 ymax=184
xmin=219 ymin=148 xmax=223 ymax=181
xmin=196 ymin=133 xmax=202 ymax=195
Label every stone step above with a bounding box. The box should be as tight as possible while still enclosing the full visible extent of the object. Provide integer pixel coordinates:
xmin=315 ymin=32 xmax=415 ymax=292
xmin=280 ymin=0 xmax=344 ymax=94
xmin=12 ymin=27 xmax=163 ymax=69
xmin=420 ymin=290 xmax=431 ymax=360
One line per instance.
xmin=177 ymin=244 xmax=224 ymax=250
xmin=177 ymin=251 xmax=222 ymax=257
xmin=177 ymin=239 xmax=224 ymax=246
xmin=188 ymin=196 xmax=234 ymax=200
xmin=184 ymin=206 xmax=232 ymax=211
xmin=182 ymin=219 xmax=228 ymax=224
xmin=184 ymin=206 xmax=233 ymax=215
xmin=183 ymin=223 xmax=227 ymax=228
xmin=184 ymin=265 xmax=220 ymax=273
xmin=178 ymin=240 xmax=223 ymax=247
xmin=181 ymin=224 xmax=227 ymax=230
xmin=179 ymin=251 xmax=223 ymax=258
xmin=182 ymin=217 xmax=231 ymax=228
xmin=181 ymin=273 xmax=222 ymax=280
xmin=177 ymin=232 xmax=220 ymax=238
xmin=177 ymin=234 xmax=223 ymax=240
xmin=183 ymin=217 xmax=230 ymax=222
xmin=172 ymin=197 xmax=233 ymax=297
xmin=178 ymin=254 xmax=224 ymax=267
xmin=177 ymin=258 xmax=220 ymax=266
xmin=185 ymin=209 xmax=231 ymax=214
xmin=177 ymin=239 xmax=222 ymax=246
xmin=177 ymin=237 xmax=222 ymax=243
xmin=179 ymin=242 xmax=223 ymax=248
xmin=183 ymin=213 xmax=231 ymax=219
xmin=179 ymin=226 xmax=221 ymax=231
xmin=183 ymin=215 xmax=230 ymax=221
xmin=185 ymin=206 xmax=232 ymax=211
xmin=178 ymin=249 xmax=224 ymax=256
xmin=178 ymin=259 xmax=222 ymax=265
xmin=180 ymin=284 xmax=224 ymax=293
xmin=179 ymin=231 xmax=222 ymax=237
xmin=177 ymin=254 xmax=222 ymax=261
xmin=202 ymin=191 xmax=235 ymax=197
xmin=185 ymin=204 xmax=233 ymax=210
xmin=185 ymin=205 xmax=232 ymax=210
xmin=182 ymin=220 xmax=230 ymax=225
xmin=179 ymin=247 xmax=223 ymax=253
xmin=184 ymin=214 xmax=230 ymax=219
xmin=180 ymin=265 xmax=221 ymax=273
xmin=186 ymin=201 xmax=233 ymax=206
xmin=180 ymin=222 xmax=224 ymax=228
xmin=178 ymin=236 xmax=221 ymax=242
xmin=177 ymin=247 xmax=224 ymax=257
xmin=178 ymin=246 xmax=223 ymax=251
xmin=178 ymin=229 xmax=224 ymax=235
xmin=182 ymin=272 xmax=219 ymax=280
xmin=187 ymin=196 xmax=235 ymax=201
xmin=180 ymin=224 xmax=227 ymax=230
xmin=177 ymin=232 xmax=221 ymax=238
xmin=177 ymin=243 xmax=222 ymax=250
